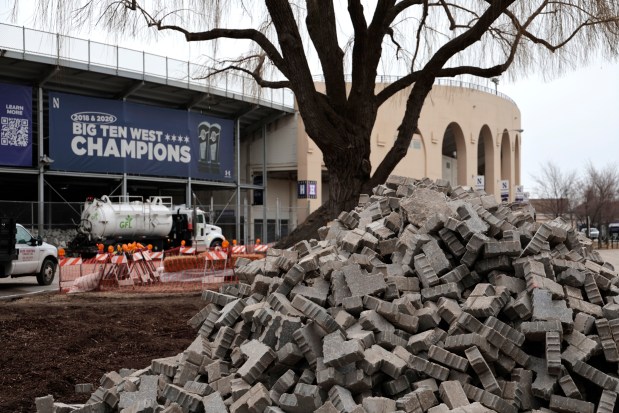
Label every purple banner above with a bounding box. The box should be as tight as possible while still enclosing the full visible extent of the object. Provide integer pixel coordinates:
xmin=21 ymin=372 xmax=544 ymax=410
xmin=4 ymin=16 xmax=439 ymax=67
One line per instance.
xmin=0 ymin=83 xmax=32 ymax=167
xmin=49 ymin=92 xmax=234 ymax=181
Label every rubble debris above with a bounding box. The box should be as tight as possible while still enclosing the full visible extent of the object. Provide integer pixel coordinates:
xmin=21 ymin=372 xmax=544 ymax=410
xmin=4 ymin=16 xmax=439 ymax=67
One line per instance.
xmin=37 ymin=176 xmax=619 ymax=413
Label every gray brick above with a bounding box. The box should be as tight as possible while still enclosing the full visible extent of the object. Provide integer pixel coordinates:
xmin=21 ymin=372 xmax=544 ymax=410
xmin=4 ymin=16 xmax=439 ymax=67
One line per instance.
xmin=203 ymin=392 xmax=228 ymax=413
xmin=291 ymin=294 xmax=339 ymax=334
xmin=414 ymin=253 xmax=440 ymax=289
xmin=519 ymin=320 xmax=563 ymax=342
xmin=322 ymin=330 xmax=365 ymax=368
xmin=359 ymin=309 xmax=395 ymax=334
xmin=342 ymin=264 xmax=388 ymax=298
xmin=574 ymin=312 xmax=596 ymax=334
xmin=437 ymin=297 xmax=462 ymax=325
xmin=465 ymin=346 xmax=500 ymax=395
xmin=202 ymin=290 xmax=237 ymax=307
xmin=549 ymin=394 xmax=594 ymax=413
xmin=597 ymin=390 xmax=617 ymax=413
xmin=531 ymin=288 xmax=573 ymax=331
xmin=570 ymin=360 xmax=618 ymax=390
xmin=545 ymin=331 xmax=562 ymax=376
xmin=461 ymin=383 xmax=517 ymax=413
xmin=527 ymin=356 xmax=558 ymax=400
xmin=439 ymin=380 xmax=469 ymax=409
xmin=584 ymin=272 xmax=604 ymax=306
xmin=558 ymin=371 xmax=582 ymax=400
xmin=421 ymin=282 xmax=461 ymax=301
xmin=562 ymin=330 xmax=598 ymax=365
xmin=162 ymin=383 xmax=203 ymax=413
xmin=35 ymin=395 xmax=54 ymax=413
xmin=231 ymin=382 xmax=271 ymax=413
xmin=595 ymin=318 xmax=619 ymax=362
xmin=237 ymin=340 xmax=276 ymax=384
xmin=512 ymin=368 xmax=534 ymax=410
xmin=328 ymin=385 xmax=358 ymax=413
xmin=428 ymin=344 xmax=469 ymax=372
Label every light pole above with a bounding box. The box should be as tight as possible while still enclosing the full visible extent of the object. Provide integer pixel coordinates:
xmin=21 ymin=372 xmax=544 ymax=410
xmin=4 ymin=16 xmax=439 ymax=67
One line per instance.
xmin=491 ymin=78 xmax=499 ymax=94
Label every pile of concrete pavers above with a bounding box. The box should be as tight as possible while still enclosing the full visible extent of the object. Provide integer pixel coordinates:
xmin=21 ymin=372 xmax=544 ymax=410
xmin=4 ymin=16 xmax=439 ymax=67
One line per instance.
xmin=36 ymin=175 xmax=619 ymax=413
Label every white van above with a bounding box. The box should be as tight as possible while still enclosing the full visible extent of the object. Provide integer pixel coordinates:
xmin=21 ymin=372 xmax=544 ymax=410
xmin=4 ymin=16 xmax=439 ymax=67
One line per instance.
xmin=0 ymin=221 xmax=58 ymax=285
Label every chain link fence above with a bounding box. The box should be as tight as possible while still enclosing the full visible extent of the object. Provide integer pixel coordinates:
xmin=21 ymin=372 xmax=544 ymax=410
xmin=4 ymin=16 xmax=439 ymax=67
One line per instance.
xmin=0 ymin=200 xmax=310 ymax=248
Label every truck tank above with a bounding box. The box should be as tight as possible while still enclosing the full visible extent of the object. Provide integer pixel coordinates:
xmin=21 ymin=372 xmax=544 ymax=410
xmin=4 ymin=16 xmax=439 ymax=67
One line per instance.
xmin=78 ymin=195 xmax=174 ymax=240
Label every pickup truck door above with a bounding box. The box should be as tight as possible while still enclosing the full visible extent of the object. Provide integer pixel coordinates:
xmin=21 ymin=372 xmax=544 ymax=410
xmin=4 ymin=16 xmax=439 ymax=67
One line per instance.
xmin=13 ymin=226 xmax=40 ymax=275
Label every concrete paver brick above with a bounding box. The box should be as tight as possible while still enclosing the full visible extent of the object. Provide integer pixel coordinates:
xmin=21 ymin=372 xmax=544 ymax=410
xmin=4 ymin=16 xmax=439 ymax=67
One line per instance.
xmin=328 ymin=385 xmax=358 ymax=413
xmin=527 ymin=355 xmax=558 ymax=401
xmin=584 ymin=273 xmax=604 ymax=306
xmin=437 ymin=297 xmax=463 ymax=325
xmin=573 ymin=312 xmax=596 ymax=335
xmin=548 ymin=394 xmax=594 ymax=413
xmin=545 ymin=331 xmax=562 ymax=376
xmin=323 ymin=330 xmax=365 ymax=368
xmin=465 ymin=346 xmax=500 ymax=395
xmin=162 ymin=383 xmax=204 ymax=413
xmin=438 ymin=380 xmax=469 ymax=409
xmin=421 ymin=283 xmax=461 ymax=302
xmin=359 ymin=310 xmax=396 ymax=334
xmin=291 ymin=294 xmax=340 ymax=334
xmin=461 ymin=383 xmax=517 ymax=413
xmin=557 ymin=371 xmax=582 ymax=400
xmin=361 ymin=396 xmax=396 ymax=413
xmin=502 ymin=292 xmax=532 ymax=321
xmin=237 ymin=339 xmax=277 ymax=384
xmin=413 ymin=378 xmax=439 ymax=393
xmin=203 ymin=392 xmax=228 ymax=413
xmin=519 ymin=320 xmax=563 ymax=342
xmin=570 ymin=360 xmax=618 ymax=390
xmin=595 ymin=318 xmax=619 ymax=363
xmin=597 ymin=390 xmax=618 ymax=413
xmin=276 ymin=342 xmax=304 ymax=366
xmin=531 ymin=289 xmax=573 ymax=331
xmin=375 ymin=330 xmax=408 ymax=350
xmin=428 ymin=344 xmax=469 ymax=372
xmin=413 ymin=253 xmax=440 ymax=289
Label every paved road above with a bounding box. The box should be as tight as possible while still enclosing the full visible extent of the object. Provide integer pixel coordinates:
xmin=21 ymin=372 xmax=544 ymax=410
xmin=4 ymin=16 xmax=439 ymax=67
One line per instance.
xmin=595 ymin=248 xmax=619 ymax=269
xmin=0 ymin=271 xmax=59 ymax=301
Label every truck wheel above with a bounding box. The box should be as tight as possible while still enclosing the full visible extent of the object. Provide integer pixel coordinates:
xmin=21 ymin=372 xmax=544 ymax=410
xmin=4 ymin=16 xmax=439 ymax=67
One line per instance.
xmin=210 ymin=239 xmax=223 ymax=249
xmin=36 ymin=259 xmax=56 ymax=286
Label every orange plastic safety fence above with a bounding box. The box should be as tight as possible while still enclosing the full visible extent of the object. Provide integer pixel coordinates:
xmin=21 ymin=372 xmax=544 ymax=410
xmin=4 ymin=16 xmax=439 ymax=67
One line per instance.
xmin=58 ymin=253 xmax=237 ymax=294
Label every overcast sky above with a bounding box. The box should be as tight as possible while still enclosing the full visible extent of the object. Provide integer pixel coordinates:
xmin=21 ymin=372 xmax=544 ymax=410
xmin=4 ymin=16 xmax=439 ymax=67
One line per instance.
xmin=500 ymin=59 xmax=619 ymax=197
xmin=2 ymin=3 xmax=617 ymax=198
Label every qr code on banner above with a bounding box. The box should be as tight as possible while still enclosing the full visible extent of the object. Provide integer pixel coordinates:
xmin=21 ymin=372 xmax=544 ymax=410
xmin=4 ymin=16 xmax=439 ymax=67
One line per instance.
xmin=1 ymin=117 xmax=30 ymax=147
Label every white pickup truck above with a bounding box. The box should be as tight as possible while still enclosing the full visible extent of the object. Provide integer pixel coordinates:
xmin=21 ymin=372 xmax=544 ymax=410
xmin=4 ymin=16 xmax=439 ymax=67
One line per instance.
xmin=0 ymin=218 xmax=58 ymax=286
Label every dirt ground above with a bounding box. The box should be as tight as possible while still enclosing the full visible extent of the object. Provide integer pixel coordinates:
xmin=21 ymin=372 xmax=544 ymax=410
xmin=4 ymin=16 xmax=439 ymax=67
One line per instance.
xmin=0 ymin=291 xmax=206 ymax=412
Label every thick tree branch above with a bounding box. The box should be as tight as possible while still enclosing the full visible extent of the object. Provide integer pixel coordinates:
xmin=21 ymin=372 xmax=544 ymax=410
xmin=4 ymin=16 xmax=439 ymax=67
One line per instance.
xmin=369 ymin=0 xmax=519 ymax=190
xmin=305 ymin=0 xmax=347 ymax=110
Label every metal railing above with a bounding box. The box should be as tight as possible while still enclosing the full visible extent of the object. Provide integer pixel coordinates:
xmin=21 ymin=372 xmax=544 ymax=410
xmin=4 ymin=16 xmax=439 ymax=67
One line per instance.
xmin=0 ymin=22 xmax=515 ymax=109
xmin=0 ymin=22 xmax=295 ymax=109
xmin=311 ymin=74 xmax=515 ymax=104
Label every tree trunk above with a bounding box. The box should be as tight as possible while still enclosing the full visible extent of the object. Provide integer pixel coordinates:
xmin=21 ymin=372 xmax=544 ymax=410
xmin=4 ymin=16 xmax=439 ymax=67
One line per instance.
xmin=275 ymin=140 xmax=370 ymax=249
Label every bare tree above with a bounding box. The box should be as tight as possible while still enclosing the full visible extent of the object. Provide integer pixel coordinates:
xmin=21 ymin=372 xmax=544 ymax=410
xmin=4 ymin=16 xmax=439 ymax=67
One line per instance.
xmin=576 ymin=162 xmax=619 ymax=235
xmin=531 ymin=161 xmax=577 ymax=222
xmin=18 ymin=1 xmax=619 ymax=245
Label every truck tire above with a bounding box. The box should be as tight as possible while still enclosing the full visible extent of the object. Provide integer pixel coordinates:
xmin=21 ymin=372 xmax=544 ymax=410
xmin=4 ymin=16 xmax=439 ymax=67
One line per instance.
xmin=36 ymin=259 xmax=56 ymax=286
xmin=210 ymin=239 xmax=223 ymax=249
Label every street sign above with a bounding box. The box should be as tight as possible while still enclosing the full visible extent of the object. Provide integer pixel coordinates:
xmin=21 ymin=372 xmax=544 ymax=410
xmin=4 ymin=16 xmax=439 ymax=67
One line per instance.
xmin=475 ymin=175 xmax=485 ymax=191
xmin=515 ymin=185 xmax=524 ymax=202
xmin=500 ymin=180 xmax=509 ymax=202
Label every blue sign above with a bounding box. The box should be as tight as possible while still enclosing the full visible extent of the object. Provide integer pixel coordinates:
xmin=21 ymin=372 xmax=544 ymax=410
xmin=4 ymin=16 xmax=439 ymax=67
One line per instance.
xmin=0 ymin=83 xmax=32 ymax=167
xmin=298 ymin=180 xmax=317 ymax=199
xmin=49 ymin=92 xmax=234 ymax=181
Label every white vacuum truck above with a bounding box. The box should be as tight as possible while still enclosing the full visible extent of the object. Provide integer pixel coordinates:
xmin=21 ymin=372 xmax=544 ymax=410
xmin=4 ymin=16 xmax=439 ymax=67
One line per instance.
xmin=67 ymin=195 xmax=226 ymax=257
